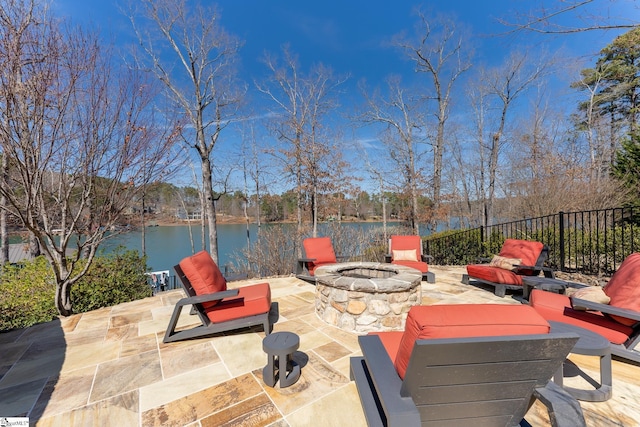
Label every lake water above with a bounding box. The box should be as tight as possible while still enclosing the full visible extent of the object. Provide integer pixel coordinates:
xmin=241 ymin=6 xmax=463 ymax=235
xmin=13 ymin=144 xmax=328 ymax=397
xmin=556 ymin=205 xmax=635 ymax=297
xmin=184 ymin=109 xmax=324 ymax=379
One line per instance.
xmin=102 ymin=222 xmax=395 ymax=274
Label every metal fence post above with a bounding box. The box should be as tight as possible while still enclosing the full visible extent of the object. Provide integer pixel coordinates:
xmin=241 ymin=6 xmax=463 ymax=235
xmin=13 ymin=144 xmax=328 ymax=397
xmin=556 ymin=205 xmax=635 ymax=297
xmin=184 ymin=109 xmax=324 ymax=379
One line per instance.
xmin=559 ymin=211 xmax=565 ymax=272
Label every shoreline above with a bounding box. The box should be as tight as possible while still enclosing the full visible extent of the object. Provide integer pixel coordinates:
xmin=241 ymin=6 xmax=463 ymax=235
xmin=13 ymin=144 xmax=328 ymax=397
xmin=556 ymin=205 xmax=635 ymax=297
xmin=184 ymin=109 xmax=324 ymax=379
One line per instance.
xmin=144 ymin=215 xmax=401 ymax=227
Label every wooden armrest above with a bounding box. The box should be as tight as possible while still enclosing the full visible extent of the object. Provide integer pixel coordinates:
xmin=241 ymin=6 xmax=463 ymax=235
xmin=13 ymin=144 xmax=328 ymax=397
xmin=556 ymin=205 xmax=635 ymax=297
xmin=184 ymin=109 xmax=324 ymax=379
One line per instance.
xmin=384 ymin=254 xmax=431 ymax=263
xmin=514 ymin=264 xmax=555 ymax=278
xmin=358 ymin=335 xmax=419 ymax=425
xmin=176 ymin=289 xmax=240 ymax=307
xmin=297 ymin=257 xmax=316 ymax=263
xmin=565 ymin=281 xmax=589 ymax=289
xmin=513 ymin=263 xmax=539 ymax=270
xmin=570 ymin=297 xmax=640 ymax=322
xmin=533 ymin=381 xmax=586 ymax=427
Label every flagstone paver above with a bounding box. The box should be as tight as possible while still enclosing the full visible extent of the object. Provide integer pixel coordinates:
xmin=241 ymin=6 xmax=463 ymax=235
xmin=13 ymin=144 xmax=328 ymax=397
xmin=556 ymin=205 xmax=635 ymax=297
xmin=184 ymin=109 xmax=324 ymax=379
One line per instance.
xmin=0 ymin=265 xmax=639 ymax=426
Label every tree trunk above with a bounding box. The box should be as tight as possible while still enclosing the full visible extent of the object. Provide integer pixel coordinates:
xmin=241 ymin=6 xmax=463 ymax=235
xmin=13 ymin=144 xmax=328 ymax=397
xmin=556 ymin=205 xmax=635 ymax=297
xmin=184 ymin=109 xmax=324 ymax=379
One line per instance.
xmin=55 ymin=279 xmax=73 ymax=316
xmin=141 ymin=193 xmax=146 ymax=256
xmin=312 ymin=184 xmax=318 ymax=237
xmin=431 ymin=111 xmax=445 ymax=232
xmin=0 ymin=151 xmax=7 ymax=265
xmin=0 ymin=202 xmax=6 ymax=265
xmin=296 ymin=152 xmax=305 ymax=248
xmin=201 ymin=156 xmax=219 ymax=263
xmin=29 ymin=231 xmax=40 ymax=258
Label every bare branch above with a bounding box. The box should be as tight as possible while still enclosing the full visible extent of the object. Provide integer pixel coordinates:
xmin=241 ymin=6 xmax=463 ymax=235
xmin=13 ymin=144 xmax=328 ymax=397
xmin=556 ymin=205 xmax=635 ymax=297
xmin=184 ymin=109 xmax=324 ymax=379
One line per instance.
xmin=498 ymin=0 xmax=638 ymax=34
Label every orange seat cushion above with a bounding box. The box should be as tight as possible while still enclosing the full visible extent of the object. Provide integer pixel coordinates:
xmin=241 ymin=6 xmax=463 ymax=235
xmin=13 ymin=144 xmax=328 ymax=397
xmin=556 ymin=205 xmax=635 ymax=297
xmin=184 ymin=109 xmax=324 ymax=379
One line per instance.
xmin=466 ymin=264 xmax=523 ymax=285
xmin=303 ymin=237 xmax=337 ymax=275
xmin=179 ymin=251 xmax=227 ymax=308
xmin=393 ymin=304 xmax=550 ymax=379
xmin=392 ymin=260 xmax=428 ymax=273
xmin=205 ymin=282 xmax=271 ymax=323
xmin=603 ymin=253 xmax=640 ymax=326
xmin=529 ymin=289 xmax=632 ymax=344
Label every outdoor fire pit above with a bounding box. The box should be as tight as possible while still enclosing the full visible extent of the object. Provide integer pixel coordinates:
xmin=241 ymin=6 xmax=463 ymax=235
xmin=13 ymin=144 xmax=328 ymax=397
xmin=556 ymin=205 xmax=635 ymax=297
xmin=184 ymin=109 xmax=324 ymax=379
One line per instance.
xmin=314 ymin=262 xmax=422 ymax=333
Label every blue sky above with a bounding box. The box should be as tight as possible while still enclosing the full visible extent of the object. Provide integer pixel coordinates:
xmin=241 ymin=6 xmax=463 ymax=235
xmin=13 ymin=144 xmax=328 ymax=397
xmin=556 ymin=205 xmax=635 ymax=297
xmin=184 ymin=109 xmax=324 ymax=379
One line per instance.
xmin=51 ymin=0 xmax=638 ymax=192
xmin=52 ymin=0 xmax=636 ymax=84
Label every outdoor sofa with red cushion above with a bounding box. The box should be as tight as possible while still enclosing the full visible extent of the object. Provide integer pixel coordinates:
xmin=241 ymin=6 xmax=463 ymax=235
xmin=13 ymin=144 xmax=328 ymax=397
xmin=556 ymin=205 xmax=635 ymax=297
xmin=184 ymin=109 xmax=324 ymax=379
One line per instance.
xmin=530 ymin=252 xmax=640 ymax=363
xmin=163 ymin=250 xmax=272 ymax=343
xmin=462 ymin=238 xmax=554 ymax=297
xmin=349 ymin=304 xmax=584 ymax=426
xmin=385 ymin=235 xmax=435 ymax=283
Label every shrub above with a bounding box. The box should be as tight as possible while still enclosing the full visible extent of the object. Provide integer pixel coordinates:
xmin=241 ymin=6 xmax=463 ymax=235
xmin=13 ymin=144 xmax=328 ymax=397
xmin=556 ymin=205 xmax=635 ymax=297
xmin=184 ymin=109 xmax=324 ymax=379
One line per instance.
xmin=0 ymin=257 xmax=57 ymax=331
xmin=236 ymin=224 xmax=298 ymax=278
xmin=425 ymin=228 xmax=485 ymax=265
xmin=0 ymin=247 xmax=151 ymax=331
xmin=72 ymin=247 xmax=152 ymax=312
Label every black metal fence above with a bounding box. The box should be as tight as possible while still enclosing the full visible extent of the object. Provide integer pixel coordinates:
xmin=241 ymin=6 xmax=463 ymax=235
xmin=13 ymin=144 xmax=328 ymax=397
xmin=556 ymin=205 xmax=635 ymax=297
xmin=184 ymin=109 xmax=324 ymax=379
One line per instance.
xmin=425 ymin=206 xmax=640 ymax=276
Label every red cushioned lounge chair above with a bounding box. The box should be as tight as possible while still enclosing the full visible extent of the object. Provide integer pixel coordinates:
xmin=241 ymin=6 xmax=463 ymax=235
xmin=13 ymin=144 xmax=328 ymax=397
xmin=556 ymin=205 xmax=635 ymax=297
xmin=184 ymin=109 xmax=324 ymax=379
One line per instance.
xmin=385 ymin=235 xmax=435 ymax=283
xmin=462 ymin=238 xmax=554 ymax=297
xmin=295 ymin=237 xmax=347 ymax=282
xmin=350 ymin=304 xmax=585 ymax=427
xmin=164 ymin=250 xmax=273 ymax=343
xmin=530 ymin=252 xmax=640 ymax=364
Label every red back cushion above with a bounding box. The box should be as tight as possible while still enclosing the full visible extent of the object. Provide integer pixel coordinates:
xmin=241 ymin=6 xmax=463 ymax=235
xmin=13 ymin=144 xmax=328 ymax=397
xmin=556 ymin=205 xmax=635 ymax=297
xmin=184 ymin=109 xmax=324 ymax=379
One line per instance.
xmin=303 ymin=237 xmax=337 ymax=264
xmin=499 ymin=239 xmax=543 ymax=267
xmin=391 ymin=235 xmax=421 ymax=252
xmin=179 ymin=251 xmax=227 ymax=307
xmin=393 ymin=304 xmax=550 ymax=379
xmin=604 ymin=252 xmax=640 ymax=326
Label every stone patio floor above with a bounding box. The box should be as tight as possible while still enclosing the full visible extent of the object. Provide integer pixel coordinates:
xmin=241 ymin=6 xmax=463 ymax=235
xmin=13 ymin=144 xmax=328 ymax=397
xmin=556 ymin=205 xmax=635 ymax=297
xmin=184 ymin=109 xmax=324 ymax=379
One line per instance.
xmin=1 ymin=265 xmax=639 ymax=426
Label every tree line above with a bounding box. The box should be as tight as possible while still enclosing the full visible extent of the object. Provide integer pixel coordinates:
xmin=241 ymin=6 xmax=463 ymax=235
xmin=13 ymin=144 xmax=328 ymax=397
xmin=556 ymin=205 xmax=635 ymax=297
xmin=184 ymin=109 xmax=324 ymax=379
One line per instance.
xmin=1 ymin=0 xmax=638 ymax=316
xmin=130 ymin=181 xmax=432 ymax=224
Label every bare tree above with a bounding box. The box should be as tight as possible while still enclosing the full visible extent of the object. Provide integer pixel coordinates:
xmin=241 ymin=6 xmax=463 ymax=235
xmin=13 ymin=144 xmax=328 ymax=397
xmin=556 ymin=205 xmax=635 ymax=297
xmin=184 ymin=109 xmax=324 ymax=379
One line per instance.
xmin=256 ymin=46 xmax=347 ymax=240
xmin=365 ymin=156 xmax=392 ymax=241
xmin=0 ymin=0 xmax=177 ymax=315
xmin=507 ymin=88 xmax=628 ymax=215
xmin=129 ymin=0 xmax=244 ymax=263
xmin=499 ymin=0 xmax=638 ymax=34
xmin=571 ymin=63 xmax=620 ymax=183
xmin=469 ymin=51 xmax=549 ymax=227
xmin=360 ymin=76 xmax=426 ymax=235
xmin=397 ymin=11 xmax=472 ymax=231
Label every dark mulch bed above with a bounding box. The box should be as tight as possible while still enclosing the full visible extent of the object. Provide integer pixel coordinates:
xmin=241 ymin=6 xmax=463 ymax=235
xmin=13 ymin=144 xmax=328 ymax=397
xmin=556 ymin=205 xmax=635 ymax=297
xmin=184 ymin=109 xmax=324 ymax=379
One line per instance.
xmin=553 ymin=271 xmax=609 ymax=287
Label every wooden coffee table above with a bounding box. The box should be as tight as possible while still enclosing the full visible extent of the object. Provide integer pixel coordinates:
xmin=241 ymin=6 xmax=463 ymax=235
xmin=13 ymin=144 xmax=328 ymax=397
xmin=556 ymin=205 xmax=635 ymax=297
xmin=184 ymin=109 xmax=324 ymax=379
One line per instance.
xmin=549 ymin=321 xmax=612 ymax=402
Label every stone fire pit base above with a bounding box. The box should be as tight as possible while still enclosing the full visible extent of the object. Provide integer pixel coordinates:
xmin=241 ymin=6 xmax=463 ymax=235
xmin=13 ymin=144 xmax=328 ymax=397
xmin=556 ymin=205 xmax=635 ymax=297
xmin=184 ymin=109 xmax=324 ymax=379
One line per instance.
xmin=314 ymin=262 xmax=422 ymax=333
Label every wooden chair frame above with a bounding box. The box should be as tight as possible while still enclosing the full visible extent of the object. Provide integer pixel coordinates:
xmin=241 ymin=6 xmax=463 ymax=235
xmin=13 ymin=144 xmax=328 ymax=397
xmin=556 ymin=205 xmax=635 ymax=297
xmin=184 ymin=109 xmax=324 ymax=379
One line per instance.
xmin=163 ymin=264 xmax=273 ymax=343
xmin=462 ymin=244 xmax=555 ymax=297
xmin=384 ymin=236 xmax=435 ymax=283
xmin=566 ymin=282 xmax=640 ymax=364
xmin=350 ymin=333 xmax=585 ymax=427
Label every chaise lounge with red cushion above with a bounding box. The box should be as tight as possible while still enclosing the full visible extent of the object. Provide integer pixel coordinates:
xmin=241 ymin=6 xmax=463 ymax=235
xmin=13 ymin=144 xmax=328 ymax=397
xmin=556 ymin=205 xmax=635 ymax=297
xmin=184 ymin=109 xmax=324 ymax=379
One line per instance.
xmin=385 ymin=235 xmax=435 ymax=283
xmin=164 ymin=250 xmax=273 ymax=343
xmin=530 ymin=252 xmax=640 ymax=364
xmin=350 ymin=304 xmax=584 ymax=426
xmin=462 ymin=238 xmax=554 ymax=297
xmin=295 ymin=237 xmax=347 ymax=282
